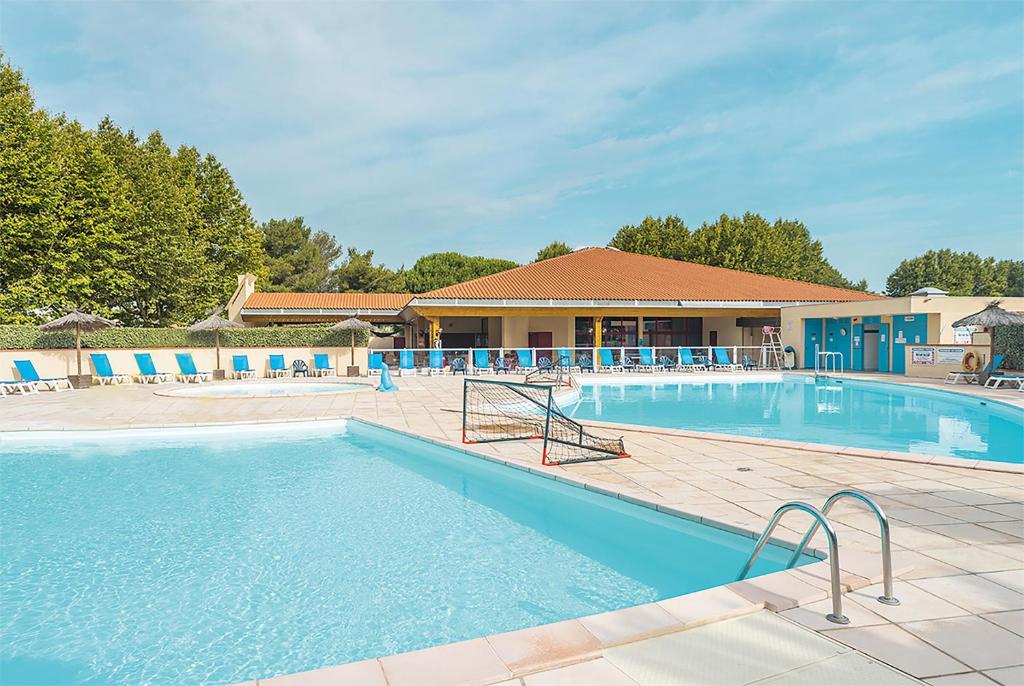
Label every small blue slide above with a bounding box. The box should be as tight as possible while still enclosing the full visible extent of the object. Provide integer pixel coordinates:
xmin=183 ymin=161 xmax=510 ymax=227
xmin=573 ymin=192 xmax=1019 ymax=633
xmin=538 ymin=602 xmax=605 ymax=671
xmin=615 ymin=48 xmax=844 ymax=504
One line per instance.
xmin=378 ymin=363 xmax=398 ymax=392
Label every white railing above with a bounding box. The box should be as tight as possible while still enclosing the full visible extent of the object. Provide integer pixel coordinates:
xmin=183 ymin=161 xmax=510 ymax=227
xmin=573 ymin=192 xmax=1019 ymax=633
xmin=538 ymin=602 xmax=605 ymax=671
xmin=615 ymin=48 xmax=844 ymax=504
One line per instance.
xmin=370 ymin=345 xmax=778 ymax=374
xmin=814 ymin=345 xmax=844 ymax=377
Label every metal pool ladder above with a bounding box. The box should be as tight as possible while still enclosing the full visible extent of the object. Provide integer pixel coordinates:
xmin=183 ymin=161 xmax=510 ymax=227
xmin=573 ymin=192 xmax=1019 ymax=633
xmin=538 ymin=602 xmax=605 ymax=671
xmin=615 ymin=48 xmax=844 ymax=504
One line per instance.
xmin=737 ymin=489 xmax=900 ymax=625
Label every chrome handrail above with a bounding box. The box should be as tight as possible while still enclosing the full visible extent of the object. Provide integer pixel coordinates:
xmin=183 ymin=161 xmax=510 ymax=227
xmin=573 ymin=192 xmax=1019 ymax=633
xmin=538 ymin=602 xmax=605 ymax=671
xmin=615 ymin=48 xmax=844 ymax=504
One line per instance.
xmin=737 ymin=501 xmax=849 ymax=625
xmin=787 ymin=489 xmax=900 ymax=606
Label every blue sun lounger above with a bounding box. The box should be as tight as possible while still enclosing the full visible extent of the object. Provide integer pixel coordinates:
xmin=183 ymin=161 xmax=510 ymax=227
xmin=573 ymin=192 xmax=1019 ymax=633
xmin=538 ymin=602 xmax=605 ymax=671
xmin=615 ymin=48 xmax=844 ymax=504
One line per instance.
xmin=423 ymin=349 xmax=445 ymax=376
xmin=516 ymin=349 xmax=536 ymax=373
xmin=175 ymin=353 xmax=211 ymax=383
xmin=134 ymin=353 xmax=173 ymax=384
xmin=267 ymin=354 xmax=289 ymax=378
xmin=399 ymin=350 xmax=416 ymax=376
xmin=677 ymin=348 xmax=704 ymax=371
xmin=598 ymin=348 xmax=622 ymax=372
xmin=638 ymin=348 xmax=663 ymax=372
xmin=368 ymin=352 xmax=384 ymax=376
xmin=473 ymin=349 xmax=492 ymax=375
xmin=712 ymin=347 xmax=743 ymax=371
xmin=312 ymin=353 xmax=335 ymax=377
xmin=555 ymin=348 xmax=579 ymax=372
xmin=14 ymin=359 xmax=73 ymax=391
xmin=89 ymin=353 xmax=131 ymax=385
xmin=232 ymin=354 xmax=257 ymax=379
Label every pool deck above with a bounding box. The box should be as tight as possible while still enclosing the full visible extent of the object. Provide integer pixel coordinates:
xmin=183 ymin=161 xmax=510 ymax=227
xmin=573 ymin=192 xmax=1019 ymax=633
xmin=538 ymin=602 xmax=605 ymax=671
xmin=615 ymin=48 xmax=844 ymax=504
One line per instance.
xmin=1 ymin=372 xmax=1021 ymax=685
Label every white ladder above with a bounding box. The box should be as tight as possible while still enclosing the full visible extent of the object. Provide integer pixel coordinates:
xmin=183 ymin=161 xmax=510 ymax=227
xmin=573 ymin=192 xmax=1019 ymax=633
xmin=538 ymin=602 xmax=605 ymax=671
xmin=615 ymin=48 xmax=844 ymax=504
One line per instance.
xmin=761 ymin=326 xmax=786 ymax=369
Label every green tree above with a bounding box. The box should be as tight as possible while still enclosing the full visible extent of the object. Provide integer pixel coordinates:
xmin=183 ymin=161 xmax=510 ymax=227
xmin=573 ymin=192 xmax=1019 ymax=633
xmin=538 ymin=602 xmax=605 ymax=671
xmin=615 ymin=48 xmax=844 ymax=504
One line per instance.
xmin=402 ymin=252 xmax=519 ymax=293
xmin=608 ymin=215 xmax=690 ymax=260
xmin=885 ymin=250 xmax=1024 ymax=297
xmin=535 ymin=241 xmax=572 ymax=261
xmin=262 ymin=217 xmax=341 ymax=292
xmin=329 ymin=247 xmax=405 ymax=292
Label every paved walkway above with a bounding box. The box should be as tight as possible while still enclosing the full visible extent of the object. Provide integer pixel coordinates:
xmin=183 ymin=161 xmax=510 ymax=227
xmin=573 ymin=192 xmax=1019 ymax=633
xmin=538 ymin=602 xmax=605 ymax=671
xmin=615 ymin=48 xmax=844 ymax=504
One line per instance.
xmin=1 ymin=373 xmax=1021 ymax=685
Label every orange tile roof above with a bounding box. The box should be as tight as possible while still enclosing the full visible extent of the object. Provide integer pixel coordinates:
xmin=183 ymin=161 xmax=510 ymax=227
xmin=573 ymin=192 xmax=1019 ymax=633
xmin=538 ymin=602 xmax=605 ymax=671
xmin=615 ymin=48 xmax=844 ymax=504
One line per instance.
xmin=420 ymin=248 xmax=883 ymax=303
xmin=243 ymin=292 xmax=412 ymax=311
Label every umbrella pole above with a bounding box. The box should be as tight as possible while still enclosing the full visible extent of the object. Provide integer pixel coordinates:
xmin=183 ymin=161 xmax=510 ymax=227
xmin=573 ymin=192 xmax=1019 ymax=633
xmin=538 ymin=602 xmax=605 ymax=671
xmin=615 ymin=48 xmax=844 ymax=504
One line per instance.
xmin=351 ymin=332 xmax=355 ymax=369
xmin=216 ymin=330 xmax=221 ymax=372
xmin=75 ymin=324 xmax=82 ymax=377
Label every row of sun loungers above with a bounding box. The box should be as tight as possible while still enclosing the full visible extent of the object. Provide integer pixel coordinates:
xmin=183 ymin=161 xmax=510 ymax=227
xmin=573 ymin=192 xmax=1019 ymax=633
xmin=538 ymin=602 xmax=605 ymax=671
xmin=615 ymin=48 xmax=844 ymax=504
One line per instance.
xmin=1 ymin=353 xmax=342 ymax=395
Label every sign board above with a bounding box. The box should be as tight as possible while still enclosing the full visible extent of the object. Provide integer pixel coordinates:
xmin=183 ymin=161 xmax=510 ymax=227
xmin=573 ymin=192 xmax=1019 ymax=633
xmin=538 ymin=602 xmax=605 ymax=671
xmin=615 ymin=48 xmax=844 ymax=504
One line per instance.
xmin=911 ymin=347 xmax=935 ymax=365
xmin=903 ymin=316 xmax=915 ymax=322
xmin=953 ymin=327 xmax=973 ymax=344
xmin=936 ymin=347 xmax=966 ymax=365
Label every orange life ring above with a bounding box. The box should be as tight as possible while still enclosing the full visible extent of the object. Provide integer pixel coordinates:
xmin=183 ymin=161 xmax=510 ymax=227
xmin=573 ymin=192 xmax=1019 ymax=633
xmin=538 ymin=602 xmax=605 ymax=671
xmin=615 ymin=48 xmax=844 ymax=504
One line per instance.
xmin=962 ymin=351 xmax=981 ymax=372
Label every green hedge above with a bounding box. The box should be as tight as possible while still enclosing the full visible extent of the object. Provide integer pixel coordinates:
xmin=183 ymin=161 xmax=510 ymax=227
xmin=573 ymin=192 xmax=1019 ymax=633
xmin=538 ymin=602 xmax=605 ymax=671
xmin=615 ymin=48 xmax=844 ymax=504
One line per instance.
xmin=0 ymin=325 xmax=369 ymax=350
xmin=995 ymin=325 xmax=1024 ymax=371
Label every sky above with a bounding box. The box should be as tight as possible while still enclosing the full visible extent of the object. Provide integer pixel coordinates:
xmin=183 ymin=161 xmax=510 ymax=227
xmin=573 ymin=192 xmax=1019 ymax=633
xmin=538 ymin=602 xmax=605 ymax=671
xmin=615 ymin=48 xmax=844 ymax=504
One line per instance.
xmin=2 ymin=1 xmax=1022 ymax=290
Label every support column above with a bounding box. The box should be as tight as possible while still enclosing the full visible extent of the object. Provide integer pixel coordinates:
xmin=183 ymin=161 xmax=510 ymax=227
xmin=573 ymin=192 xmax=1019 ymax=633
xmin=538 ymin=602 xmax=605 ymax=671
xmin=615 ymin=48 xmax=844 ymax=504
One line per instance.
xmin=429 ymin=317 xmax=440 ymax=347
xmin=594 ymin=317 xmax=603 ymax=348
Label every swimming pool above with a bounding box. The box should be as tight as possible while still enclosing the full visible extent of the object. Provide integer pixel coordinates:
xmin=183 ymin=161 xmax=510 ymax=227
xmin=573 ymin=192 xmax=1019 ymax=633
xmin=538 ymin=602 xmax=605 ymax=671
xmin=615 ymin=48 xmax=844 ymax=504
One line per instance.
xmin=161 ymin=380 xmax=370 ymax=398
xmin=0 ymin=420 xmax=807 ymax=686
xmin=565 ymin=375 xmax=1023 ymax=464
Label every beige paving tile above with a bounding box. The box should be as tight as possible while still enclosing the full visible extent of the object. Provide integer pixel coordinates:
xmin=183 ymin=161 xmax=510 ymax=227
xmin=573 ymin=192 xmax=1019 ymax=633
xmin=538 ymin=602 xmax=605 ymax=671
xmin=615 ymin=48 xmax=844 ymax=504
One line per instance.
xmin=756 ymin=651 xmax=924 ymax=686
xmin=984 ymin=665 xmax=1024 ymax=686
xmin=782 ymin=595 xmax=890 ymax=631
xmin=577 ymin=602 xmax=680 ymax=647
xmin=486 ymin=619 xmax=600 ymax=675
xmin=926 ymin=673 xmax=1001 ymax=686
xmin=981 ymin=570 xmax=1024 ymax=595
xmin=910 ymin=575 xmax=1024 ymax=614
xmin=824 ymin=624 xmax=969 ymax=678
xmin=380 ymin=637 xmax=511 ymax=686
xmin=903 ymin=615 xmax=1023 ymax=670
xmin=521 ymin=658 xmax=637 ymax=686
xmin=846 ymin=582 xmax=969 ymax=623
xmin=657 ymin=586 xmax=761 ymax=627
xmin=982 ymin=610 xmax=1024 ymax=637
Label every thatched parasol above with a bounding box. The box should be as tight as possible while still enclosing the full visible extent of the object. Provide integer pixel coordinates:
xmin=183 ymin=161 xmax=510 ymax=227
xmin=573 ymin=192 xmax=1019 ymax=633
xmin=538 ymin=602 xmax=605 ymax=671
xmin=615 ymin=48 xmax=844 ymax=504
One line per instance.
xmin=38 ymin=309 xmax=118 ymax=377
xmin=953 ymin=301 xmax=1024 ymax=373
xmin=330 ymin=317 xmax=374 ymax=369
xmin=189 ymin=314 xmax=242 ymax=372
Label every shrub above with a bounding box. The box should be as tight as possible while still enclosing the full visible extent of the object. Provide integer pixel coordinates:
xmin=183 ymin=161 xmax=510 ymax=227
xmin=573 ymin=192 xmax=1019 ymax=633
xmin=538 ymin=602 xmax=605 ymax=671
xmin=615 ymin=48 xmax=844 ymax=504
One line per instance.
xmin=0 ymin=325 xmax=369 ymax=350
xmin=994 ymin=325 xmax=1024 ymax=370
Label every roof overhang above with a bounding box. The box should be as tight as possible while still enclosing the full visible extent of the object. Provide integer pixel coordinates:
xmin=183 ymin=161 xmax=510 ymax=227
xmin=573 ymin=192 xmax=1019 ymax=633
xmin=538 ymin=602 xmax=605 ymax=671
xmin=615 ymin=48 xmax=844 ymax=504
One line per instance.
xmin=240 ymin=307 xmax=405 ymax=317
xmin=408 ymin=297 xmax=843 ymax=309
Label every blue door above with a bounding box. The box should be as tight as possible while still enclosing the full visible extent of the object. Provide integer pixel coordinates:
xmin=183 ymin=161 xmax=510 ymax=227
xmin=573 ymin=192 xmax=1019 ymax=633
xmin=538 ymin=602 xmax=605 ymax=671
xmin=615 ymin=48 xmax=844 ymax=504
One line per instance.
xmin=824 ymin=317 xmax=852 ymax=370
xmin=891 ymin=314 xmax=928 ymax=375
xmin=852 ymin=323 xmax=864 ymax=371
xmin=878 ymin=323 xmax=890 ymax=373
xmin=803 ymin=319 xmax=822 ymax=369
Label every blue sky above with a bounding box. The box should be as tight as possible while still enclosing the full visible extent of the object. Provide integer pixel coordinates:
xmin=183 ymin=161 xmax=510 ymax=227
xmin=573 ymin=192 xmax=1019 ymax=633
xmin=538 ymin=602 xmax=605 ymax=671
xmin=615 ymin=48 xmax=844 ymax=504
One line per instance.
xmin=3 ymin=1 xmax=1022 ymax=289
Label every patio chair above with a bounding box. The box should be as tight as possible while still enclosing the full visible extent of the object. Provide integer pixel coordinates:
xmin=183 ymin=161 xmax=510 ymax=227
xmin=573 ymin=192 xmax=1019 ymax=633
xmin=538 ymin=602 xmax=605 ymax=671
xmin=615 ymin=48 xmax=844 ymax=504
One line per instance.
xmin=367 ymin=353 xmax=384 ymax=377
xmin=232 ymin=354 xmax=257 ymax=380
xmin=494 ymin=355 xmax=510 ymax=374
xmin=267 ymin=354 xmax=290 ymax=378
xmin=945 ymin=354 xmax=1004 ymax=385
xmin=14 ymin=359 xmax=73 ymax=392
xmin=637 ymin=348 xmax=663 ymax=372
xmin=1 ymin=379 xmax=36 ymax=396
xmin=516 ymin=349 xmax=536 ymax=373
xmin=742 ymin=353 xmax=758 ymax=371
xmin=291 ymin=359 xmax=309 ymax=377
xmin=473 ymin=349 xmax=493 ymax=375
xmin=658 ymin=355 xmax=675 ymax=371
xmin=86 ymin=353 xmax=131 ymax=385
xmin=312 ymin=353 xmax=336 ymax=377
xmin=621 ymin=355 xmax=638 ymax=372
xmin=450 ymin=357 xmax=467 ymax=375
xmin=712 ymin=347 xmax=743 ymax=371
xmin=537 ymin=356 xmax=553 ymax=371
xmin=175 ymin=353 xmax=212 ymax=383
xmin=134 ymin=353 xmax=174 ymax=384
xmin=598 ymin=348 xmax=623 ymax=372
xmin=578 ymin=353 xmax=594 ymax=373
xmin=398 ymin=350 xmax=416 ymax=376
xmin=423 ymin=350 xmax=445 ymax=376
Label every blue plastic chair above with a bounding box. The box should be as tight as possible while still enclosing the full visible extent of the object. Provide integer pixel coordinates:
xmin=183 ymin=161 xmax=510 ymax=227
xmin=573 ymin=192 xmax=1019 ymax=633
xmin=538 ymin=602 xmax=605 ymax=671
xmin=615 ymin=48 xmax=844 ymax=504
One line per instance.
xmin=450 ymin=357 xmax=467 ymax=375
xmin=13 ymin=359 xmax=73 ymax=391
xmin=134 ymin=353 xmax=173 ymax=384
xmin=232 ymin=354 xmax=256 ymax=379
xmin=175 ymin=352 xmax=211 ymax=383
xmin=494 ymin=355 xmax=510 ymax=374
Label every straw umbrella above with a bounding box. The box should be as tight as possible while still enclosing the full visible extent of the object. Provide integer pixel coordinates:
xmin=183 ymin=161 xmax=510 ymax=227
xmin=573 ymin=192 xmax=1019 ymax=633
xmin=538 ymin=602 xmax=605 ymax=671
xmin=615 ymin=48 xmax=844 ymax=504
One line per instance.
xmin=38 ymin=309 xmax=118 ymax=382
xmin=953 ymin=301 xmax=1024 ymax=376
xmin=330 ymin=317 xmax=374 ymax=373
xmin=189 ymin=313 xmax=242 ymax=376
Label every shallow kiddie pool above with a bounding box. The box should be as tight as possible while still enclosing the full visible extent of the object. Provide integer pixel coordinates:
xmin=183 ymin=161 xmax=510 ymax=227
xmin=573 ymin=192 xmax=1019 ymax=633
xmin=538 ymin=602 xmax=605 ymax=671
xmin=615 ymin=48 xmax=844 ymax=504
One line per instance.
xmin=159 ymin=380 xmax=371 ymax=398
xmin=0 ymin=420 xmax=811 ymax=686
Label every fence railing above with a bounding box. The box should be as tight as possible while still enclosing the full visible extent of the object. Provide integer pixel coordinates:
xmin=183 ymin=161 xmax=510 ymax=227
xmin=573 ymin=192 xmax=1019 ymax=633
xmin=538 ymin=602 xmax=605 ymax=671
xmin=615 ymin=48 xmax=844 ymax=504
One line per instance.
xmin=370 ymin=345 xmax=779 ymax=373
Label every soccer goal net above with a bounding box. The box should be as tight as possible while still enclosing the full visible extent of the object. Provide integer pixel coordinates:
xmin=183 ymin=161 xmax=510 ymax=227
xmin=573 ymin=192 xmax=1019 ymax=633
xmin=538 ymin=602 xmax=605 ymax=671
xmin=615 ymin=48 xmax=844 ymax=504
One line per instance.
xmin=461 ymin=378 xmax=629 ymax=466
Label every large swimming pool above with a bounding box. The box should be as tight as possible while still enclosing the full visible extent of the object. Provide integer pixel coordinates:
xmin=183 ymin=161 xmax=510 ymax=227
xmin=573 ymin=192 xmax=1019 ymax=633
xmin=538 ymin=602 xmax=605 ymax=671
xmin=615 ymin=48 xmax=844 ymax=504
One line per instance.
xmin=564 ymin=375 xmax=1023 ymax=463
xmin=0 ymin=421 xmax=805 ymax=686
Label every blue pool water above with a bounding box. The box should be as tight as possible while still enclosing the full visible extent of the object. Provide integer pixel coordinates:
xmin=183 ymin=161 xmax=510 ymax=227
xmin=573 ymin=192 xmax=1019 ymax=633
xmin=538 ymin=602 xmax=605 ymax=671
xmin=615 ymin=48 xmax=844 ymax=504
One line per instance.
xmin=566 ymin=376 xmax=1023 ymax=463
xmin=0 ymin=421 xmax=804 ymax=686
